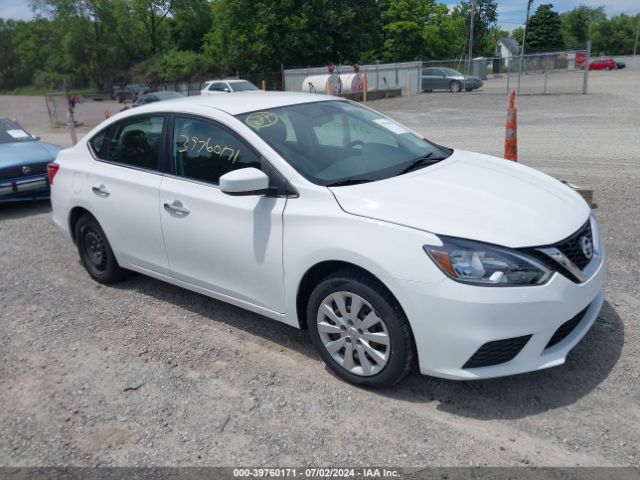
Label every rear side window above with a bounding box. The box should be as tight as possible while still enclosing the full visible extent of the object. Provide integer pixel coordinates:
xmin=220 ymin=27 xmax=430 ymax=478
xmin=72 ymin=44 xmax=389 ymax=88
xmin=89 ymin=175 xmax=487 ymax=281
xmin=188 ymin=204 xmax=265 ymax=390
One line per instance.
xmin=107 ymin=116 xmax=164 ymax=170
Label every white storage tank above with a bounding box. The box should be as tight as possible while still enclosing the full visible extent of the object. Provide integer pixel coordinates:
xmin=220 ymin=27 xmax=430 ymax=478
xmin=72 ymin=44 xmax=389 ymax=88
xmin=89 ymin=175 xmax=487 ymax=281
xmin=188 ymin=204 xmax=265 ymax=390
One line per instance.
xmin=302 ymin=73 xmax=365 ymax=94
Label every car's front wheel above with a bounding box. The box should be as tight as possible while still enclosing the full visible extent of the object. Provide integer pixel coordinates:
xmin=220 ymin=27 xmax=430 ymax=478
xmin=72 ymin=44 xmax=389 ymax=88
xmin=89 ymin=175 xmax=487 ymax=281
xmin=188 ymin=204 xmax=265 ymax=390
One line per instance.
xmin=449 ymin=80 xmax=462 ymax=92
xmin=75 ymin=214 xmax=129 ymax=284
xmin=307 ymin=270 xmax=415 ymax=387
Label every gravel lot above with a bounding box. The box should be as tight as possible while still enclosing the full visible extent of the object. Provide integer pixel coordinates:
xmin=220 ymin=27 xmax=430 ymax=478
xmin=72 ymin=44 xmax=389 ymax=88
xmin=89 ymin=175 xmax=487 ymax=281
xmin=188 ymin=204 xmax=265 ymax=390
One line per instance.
xmin=0 ymin=70 xmax=639 ymax=467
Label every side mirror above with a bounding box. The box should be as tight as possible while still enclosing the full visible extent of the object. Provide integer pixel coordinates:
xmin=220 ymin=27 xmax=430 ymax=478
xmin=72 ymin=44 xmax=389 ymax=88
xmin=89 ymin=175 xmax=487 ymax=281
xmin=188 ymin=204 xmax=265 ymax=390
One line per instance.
xmin=220 ymin=167 xmax=270 ymax=196
xmin=223 ymin=88 xmax=231 ymax=92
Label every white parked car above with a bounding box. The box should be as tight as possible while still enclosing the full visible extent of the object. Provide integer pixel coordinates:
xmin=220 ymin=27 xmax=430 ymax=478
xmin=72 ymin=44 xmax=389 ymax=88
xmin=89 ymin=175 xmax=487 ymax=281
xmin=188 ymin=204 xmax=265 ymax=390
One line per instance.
xmin=49 ymin=92 xmax=605 ymax=387
xmin=200 ymin=79 xmax=259 ymax=95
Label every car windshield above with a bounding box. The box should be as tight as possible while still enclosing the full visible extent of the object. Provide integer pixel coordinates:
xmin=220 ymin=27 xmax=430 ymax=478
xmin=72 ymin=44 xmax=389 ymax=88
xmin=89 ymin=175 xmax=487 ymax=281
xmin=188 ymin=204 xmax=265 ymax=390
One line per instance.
xmin=236 ymin=100 xmax=450 ymax=186
xmin=441 ymin=68 xmax=462 ymax=76
xmin=0 ymin=118 xmax=36 ymax=144
xmin=232 ymin=81 xmax=258 ymax=92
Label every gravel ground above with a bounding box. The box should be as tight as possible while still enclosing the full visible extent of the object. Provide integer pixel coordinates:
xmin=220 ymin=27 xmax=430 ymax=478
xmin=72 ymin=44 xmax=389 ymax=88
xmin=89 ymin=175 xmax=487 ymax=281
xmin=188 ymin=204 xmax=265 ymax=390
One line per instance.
xmin=0 ymin=69 xmax=639 ymax=467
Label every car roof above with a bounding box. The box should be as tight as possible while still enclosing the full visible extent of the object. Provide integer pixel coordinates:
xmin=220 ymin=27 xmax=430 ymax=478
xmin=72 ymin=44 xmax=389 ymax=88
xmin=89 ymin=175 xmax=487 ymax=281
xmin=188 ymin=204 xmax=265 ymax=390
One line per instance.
xmin=204 ymin=79 xmax=253 ymax=84
xmin=137 ymin=91 xmax=337 ymax=116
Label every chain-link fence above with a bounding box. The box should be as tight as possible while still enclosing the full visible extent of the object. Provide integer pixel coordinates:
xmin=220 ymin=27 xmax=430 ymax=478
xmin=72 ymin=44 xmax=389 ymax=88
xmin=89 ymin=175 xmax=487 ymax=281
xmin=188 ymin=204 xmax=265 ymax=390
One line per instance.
xmin=283 ymin=62 xmax=421 ymax=96
xmin=503 ymin=50 xmax=590 ymax=95
xmin=423 ymin=49 xmax=590 ymax=95
xmin=282 ymin=52 xmax=590 ymax=99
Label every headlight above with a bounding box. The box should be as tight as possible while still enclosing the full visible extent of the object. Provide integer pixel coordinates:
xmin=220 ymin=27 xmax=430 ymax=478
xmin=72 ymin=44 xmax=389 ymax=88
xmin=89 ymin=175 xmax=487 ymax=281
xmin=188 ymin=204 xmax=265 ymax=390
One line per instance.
xmin=423 ymin=236 xmax=552 ymax=286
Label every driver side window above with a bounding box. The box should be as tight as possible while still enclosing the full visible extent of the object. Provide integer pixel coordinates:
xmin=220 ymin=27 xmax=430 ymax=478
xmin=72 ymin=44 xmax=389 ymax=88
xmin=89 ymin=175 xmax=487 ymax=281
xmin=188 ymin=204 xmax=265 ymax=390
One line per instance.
xmin=172 ymin=116 xmax=262 ymax=185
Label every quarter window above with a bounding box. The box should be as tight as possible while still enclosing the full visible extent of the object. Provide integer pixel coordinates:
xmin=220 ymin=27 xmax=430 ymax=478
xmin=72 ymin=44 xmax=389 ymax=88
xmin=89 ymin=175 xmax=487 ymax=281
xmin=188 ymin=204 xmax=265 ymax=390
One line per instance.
xmin=88 ymin=128 xmax=110 ymax=159
xmin=172 ymin=116 xmax=262 ymax=184
xmin=107 ymin=116 xmax=164 ymax=170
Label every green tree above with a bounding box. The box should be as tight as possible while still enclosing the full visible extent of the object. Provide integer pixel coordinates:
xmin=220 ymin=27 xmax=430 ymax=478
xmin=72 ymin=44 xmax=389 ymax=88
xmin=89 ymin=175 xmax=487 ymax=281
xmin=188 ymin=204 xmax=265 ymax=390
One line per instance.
xmin=524 ymin=3 xmax=564 ymax=53
xmin=169 ymin=0 xmax=213 ymax=52
xmin=204 ymin=0 xmax=385 ymax=73
xmin=451 ymin=0 xmax=498 ymax=57
xmin=511 ymin=26 xmax=524 ymax=44
xmin=589 ymin=14 xmax=640 ymax=55
xmin=380 ymin=0 xmax=456 ymax=61
xmin=0 ymin=19 xmax=21 ymax=89
xmin=560 ymin=5 xmax=606 ymax=48
xmin=131 ymin=0 xmax=175 ymax=55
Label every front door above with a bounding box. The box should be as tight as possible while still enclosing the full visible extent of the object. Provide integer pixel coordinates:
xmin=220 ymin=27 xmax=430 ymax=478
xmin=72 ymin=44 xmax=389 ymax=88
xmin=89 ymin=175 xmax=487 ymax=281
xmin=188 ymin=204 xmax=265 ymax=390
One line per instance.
xmin=159 ymin=115 xmax=287 ymax=312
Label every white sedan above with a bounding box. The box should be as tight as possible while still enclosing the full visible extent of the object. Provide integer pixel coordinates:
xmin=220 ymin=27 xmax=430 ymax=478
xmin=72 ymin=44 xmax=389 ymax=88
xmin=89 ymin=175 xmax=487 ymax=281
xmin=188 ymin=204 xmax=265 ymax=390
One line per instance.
xmin=200 ymin=79 xmax=259 ymax=95
xmin=49 ymin=92 xmax=605 ymax=387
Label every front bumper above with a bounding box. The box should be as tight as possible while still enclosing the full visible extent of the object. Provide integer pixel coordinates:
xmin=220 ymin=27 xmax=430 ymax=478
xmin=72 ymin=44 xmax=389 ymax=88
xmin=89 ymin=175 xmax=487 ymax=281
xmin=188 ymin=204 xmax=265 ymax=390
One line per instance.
xmin=0 ymin=174 xmax=50 ymax=203
xmin=396 ymin=226 xmax=606 ymax=380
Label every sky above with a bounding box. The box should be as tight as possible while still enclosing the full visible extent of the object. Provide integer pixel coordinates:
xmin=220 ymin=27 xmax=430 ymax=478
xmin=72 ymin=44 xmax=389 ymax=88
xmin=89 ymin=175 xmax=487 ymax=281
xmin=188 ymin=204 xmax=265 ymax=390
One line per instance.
xmin=497 ymin=0 xmax=640 ymax=30
xmin=1 ymin=0 xmax=639 ymax=29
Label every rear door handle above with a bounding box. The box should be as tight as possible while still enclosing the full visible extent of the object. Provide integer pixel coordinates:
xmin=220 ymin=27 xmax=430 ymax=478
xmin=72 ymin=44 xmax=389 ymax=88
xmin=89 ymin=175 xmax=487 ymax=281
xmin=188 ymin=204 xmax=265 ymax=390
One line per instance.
xmin=163 ymin=200 xmax=190 ymax=216
xmin=92 ymin=184 xmax=110 ymax=197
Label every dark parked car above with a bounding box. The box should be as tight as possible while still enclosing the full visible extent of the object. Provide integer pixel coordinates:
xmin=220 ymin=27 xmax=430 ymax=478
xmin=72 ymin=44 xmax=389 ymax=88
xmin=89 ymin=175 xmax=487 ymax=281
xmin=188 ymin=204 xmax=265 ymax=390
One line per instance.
xmin=421 ymin=67 xmax=483 ymax=93
xmin=0 ymin=118 xmax=62 ymax=203
xmin=131 ymin=90 xmax=184 ymax=108
xmin=616 ymin=61 xmax=626 ymax=69
xmin=112 ymin=84 xmax=152 ymax=103
xmin=589 ymin=57 xmax=617 ymax=70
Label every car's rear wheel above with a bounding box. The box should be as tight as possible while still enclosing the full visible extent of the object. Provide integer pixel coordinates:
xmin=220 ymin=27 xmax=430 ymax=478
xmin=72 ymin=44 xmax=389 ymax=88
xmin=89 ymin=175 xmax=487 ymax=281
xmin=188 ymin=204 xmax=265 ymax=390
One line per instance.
xmin=449 ymin=80 xmax=462 ymax=93
xmin=307 ymin=270 xmax=415 ymax=387
xmin=75 ymin=214 xmax=129 ymax=284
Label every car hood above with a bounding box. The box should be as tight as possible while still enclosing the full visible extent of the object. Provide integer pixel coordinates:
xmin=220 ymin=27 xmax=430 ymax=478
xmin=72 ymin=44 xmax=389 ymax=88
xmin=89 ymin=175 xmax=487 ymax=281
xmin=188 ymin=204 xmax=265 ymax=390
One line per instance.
xmin=0 ymin=141 xmax=62 ymax=167
xmin=329 ymin=150 xmax=590 ymax=248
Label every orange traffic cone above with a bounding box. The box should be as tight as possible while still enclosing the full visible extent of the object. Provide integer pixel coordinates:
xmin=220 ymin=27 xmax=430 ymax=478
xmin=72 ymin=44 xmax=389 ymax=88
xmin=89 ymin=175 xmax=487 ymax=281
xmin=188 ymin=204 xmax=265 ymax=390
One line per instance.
xmin=504 ymin=90 xmax=517 ymax=161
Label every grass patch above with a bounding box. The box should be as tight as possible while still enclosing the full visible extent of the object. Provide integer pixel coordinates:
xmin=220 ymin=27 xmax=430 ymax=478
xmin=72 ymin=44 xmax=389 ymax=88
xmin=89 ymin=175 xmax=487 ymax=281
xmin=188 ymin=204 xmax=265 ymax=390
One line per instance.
xmin=0 ymin=86 xmax=98 ymax=96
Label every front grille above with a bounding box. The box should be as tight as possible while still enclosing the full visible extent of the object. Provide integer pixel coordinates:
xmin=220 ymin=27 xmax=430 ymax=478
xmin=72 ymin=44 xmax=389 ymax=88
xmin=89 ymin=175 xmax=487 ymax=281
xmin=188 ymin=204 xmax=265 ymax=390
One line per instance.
xmin=554 ymin=220 xmax=593 ymax=270
xmin=545 ymin=306 xmax=589 ymax=349
xmin=520 ymin=219 xmax=594 ymax=283
xmin=463 ymin=335 xmax=532 ymax=369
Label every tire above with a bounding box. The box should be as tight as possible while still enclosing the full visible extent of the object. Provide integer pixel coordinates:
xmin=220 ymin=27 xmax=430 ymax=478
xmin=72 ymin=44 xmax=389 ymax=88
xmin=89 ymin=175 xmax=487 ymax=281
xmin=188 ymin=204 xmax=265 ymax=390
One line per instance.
xmin=449 ymin=80 xmax=462 ymax=93
xmin=75 ymin=214 xmax=129 ymax=284
xmin=307 ymin=269 xmax=415 ymax=388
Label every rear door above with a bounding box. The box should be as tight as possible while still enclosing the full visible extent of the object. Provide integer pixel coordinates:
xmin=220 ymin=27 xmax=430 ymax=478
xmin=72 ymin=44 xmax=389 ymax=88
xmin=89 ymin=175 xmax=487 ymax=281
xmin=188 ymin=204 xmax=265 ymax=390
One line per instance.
xmin=86 ymin=115 xmax=169 ymax=273
xmin=421 ymin=68 xmax=440 ymax=90
xmin=159 ymin=114 xmax=287 ymax=312
xmin=435 ymin=69 xmax=449 ymax=89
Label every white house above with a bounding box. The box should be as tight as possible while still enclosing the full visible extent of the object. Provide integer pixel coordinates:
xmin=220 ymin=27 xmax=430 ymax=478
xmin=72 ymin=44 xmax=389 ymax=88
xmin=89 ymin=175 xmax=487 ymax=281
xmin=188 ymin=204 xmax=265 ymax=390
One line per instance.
xmin=497 ymin=37 xmax=520 ymax=67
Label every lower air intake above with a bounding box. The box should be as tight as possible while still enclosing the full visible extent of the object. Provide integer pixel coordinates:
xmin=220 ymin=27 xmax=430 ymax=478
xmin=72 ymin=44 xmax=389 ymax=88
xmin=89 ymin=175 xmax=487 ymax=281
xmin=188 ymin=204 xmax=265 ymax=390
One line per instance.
xmin=545 ymin=306 xmax=589 ymax=349
xmin=463 ymin=335 xmax=532 ymax=369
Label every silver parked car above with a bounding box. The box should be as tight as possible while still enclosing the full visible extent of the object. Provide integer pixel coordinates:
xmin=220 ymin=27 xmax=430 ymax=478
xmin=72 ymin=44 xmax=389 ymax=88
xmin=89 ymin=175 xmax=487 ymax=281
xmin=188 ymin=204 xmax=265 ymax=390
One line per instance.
xmin=421 ymin=68 xmax=483 ymax=93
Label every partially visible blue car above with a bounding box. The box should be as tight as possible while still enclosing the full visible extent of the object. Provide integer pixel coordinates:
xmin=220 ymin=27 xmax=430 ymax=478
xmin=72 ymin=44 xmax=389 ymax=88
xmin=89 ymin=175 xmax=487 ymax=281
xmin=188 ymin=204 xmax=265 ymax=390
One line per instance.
xmin=0 ymin=118 xmax=62 ymax=203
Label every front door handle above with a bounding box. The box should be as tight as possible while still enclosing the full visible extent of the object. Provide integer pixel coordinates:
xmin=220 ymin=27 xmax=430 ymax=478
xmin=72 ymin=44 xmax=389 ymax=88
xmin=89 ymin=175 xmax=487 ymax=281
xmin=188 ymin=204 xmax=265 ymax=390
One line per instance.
xmin=163 ymin=200 xmax=190 ymax=216
xmin=92 ymin=184 xmax=110 ymax=197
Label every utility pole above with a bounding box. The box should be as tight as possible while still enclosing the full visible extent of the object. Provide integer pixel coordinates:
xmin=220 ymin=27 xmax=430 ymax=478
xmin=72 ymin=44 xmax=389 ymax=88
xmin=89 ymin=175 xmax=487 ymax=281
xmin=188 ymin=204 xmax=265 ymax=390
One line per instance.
xmin=634 ymin=14 xmax=640 ymax=56
xmin=517 ymin=0 xmax=533 ymax=94
xmin=467 ymin=0 xmax=475 ymax=77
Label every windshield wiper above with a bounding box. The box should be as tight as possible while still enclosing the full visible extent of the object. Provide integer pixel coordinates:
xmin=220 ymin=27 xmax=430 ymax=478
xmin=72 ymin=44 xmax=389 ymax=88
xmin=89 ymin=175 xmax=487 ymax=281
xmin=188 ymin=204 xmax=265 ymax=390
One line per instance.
xmin=396 ymin=153 xmax=446 ymax=175
xmin=326 ymin=178 xmax=373 ymax=187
